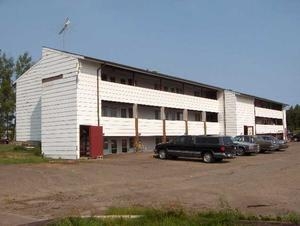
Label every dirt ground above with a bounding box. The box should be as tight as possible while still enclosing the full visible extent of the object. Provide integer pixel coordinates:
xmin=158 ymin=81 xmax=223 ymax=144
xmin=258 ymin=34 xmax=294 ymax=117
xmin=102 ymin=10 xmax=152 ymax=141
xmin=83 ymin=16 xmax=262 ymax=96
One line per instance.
xmin=0 ymin=142 xmax=300 ymax=225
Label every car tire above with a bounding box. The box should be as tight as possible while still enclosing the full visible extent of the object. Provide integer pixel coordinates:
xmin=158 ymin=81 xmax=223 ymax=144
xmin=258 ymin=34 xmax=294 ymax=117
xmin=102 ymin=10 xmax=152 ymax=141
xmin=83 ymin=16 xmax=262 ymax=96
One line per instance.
xmin=238 ymin=147 xmax=245 ymax=156
xmin=203 ymin=152 xmax=214 ymax=163
xmin=159 ymin=150 xmax=167 ymax=160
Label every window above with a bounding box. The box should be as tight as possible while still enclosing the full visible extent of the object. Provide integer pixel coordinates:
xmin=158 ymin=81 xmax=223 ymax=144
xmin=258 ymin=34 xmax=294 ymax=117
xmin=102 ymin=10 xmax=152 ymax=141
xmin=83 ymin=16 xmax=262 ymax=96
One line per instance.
xmin=155 ymin=110 xmax=160 ymax=120
xmin=110 ymin=108 xmax=117 ymax=117
xmin=110 ymin=77 xmax=116 ymax=82
xmin=128 ymin=108 xmax=133 ymax=118
xmin=177 ymin=112 xmax=183 ymax=120
xmin=101 ymin=74 xmax=107 ymax=81
xmin=111 ymin=140 xmax=117 ymax=153
xmin=195 ymin=112 xmax=202 ymax=121
xmin=164 ymin=86 xmax=169 ymax=91
xmin=194 ymin=91 xmax=200 ymax=97
xmin=121 ymin=108 xmax=127 ymax=118
xmin=102 ymin=107 xmax=108 ymax=117
xmin=120 ymin=79 xmax=126 ymax=84
xmin=104 ymin=138 xmax=108 ymax=150
xmin=128 ymin=78 xmax=133 ymax=85
xmin=171 ymin=88 xmax=175 ymax=93
xmin=154 ymin=84 xmax=160 ymax=90
xmin=206 ymin=112 xmax=218 ymax=122
xmin=155 ymin=137 xmax=162 ymax=145
xmin=129 ymin=137 xmax=135 ymax=148
xmin=122 ymin=139 xmax=128 ymax=152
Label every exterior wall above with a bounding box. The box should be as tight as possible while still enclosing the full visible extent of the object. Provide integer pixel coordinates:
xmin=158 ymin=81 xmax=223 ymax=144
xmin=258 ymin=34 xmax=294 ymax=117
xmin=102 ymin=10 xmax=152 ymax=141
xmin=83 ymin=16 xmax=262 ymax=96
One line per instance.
xmin=77 ymin=61 xmax=98 ymax=126
xmin=236 ymin=95 xmax=255 ymax=135
xmin=223 ymin=90 xmax=237 ymax=136
xmin=255 ymin=107 xmax=283 ymax=119
xmin=188 ymin=121 xmax=205 ymax=135
xmin=101 ymin=117 xmax=135 ymax=136
xmin=217 ymin=91 xmax=225 ymax=135
xmin=165 ymin=121 xmax=186 ymax=136
xmin=256 ymin=125 xmax=284 ymax=134
xmin=100 ymin=81 xmax=219 ymax=112
xmin=206 ymin=122 xmax=220 ymax=135
xmin=139 ymin=119 xmax=163 ymax=136
xmin=41 ymin=49 xmax=79 ymax=159
xmin=16 ymin=62 xmax=42 ymax=141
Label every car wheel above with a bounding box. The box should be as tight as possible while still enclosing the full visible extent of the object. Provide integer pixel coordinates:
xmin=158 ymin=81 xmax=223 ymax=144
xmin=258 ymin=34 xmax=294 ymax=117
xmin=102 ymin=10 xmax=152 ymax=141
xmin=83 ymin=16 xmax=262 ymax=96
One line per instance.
xmin=238 ymin=147 xmax=245 ymax=156
xmin=159 ymin=150 xmax=167 ymax=159
xmin=294 ymin=137 xmax=299 ymax=142
xmin=203 ymin=152 xmax=214 ymax=163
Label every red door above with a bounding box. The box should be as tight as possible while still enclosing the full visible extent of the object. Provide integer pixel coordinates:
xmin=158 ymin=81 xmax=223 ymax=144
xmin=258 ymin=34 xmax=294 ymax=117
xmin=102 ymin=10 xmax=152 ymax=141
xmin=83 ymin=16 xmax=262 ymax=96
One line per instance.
xmin=89 ymin=126 xmax=103 ymax=158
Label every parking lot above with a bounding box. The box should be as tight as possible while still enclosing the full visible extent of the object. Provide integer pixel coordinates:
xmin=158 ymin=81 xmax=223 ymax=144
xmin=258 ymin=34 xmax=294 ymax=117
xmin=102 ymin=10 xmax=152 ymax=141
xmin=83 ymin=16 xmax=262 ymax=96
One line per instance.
xmin=0 ymin=142 xmax=300 ymax=225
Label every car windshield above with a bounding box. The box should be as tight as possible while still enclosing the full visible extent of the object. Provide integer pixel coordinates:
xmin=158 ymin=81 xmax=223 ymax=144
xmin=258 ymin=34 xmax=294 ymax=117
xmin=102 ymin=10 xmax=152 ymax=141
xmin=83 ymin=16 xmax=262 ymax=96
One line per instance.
xmin=223 ymin=136 xmax=233 ymax=145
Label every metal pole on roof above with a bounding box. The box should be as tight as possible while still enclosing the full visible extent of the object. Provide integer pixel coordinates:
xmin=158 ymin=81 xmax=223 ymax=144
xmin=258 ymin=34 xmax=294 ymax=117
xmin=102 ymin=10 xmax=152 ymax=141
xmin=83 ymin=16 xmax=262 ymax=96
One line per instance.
xmin=58 ymin=17 xmax=70 ymax=49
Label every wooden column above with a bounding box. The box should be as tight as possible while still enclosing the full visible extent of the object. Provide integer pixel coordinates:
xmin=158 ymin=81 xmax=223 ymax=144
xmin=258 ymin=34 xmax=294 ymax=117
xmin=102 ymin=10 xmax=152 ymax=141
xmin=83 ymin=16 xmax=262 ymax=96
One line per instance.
xmin=133 ymin=104 xmax=139 ymax=151
xmin=183 ymin=109 xmax=188 ymax=135
xmin=202 ymin=111 xmax=207 ymax=135
xmin=161 ymin=107 xmax=166 ymax=142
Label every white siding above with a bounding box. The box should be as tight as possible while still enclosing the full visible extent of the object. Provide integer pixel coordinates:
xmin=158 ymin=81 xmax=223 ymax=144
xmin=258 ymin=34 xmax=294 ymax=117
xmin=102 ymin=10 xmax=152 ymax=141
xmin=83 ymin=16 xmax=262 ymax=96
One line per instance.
xmin=217 ymin=91 xmax=225 ymax=135
xmin=188 ymin=121 xmax=205 ymax=135
xmin=236 ymin=95 xmax=255 ymax=135
xmin=16 ymin=63 xmax=42 ymax=141
xmin=256 ymin=125 xmax=284 ymax=134
xmin=41 ymin=49 xmax=79 ymax=159
xmin=206 ymin=122 xmax=220 ymax=135
xmin=224 ymin=90 xmax=237 ymax=136
xmin=255 ymin=107 xmax=282 ymax=119
xmin=139 ymin=119 xmax=163 ymax=136
xmin=101 ymin=117 xmax=135 ymax=136
xmin=165 ymin=121 xmax=186 ymax=136
xmin=100 ymin=81 xmax=219 ymax=112
xmin=77 ymin=63 xmax=98 ymax=126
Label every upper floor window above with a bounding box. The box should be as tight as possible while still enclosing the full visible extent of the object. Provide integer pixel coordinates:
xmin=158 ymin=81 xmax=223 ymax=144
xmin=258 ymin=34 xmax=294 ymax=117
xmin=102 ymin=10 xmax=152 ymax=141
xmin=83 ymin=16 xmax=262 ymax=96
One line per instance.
xmin=206 ymin=112 xmax=218 ymax=122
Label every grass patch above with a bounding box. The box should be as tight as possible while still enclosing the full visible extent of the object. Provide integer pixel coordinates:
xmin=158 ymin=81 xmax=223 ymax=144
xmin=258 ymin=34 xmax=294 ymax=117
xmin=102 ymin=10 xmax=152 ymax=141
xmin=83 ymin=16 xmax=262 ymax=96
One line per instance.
xmin=48 ymin=206 xmax=300 ymax=226
xmin=0 ymin=144 xmax=47 ymax=164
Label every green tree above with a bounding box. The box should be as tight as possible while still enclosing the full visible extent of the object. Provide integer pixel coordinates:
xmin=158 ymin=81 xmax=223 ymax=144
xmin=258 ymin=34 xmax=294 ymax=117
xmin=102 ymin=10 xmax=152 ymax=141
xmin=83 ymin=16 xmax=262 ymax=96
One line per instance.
xmin=0 ymin=50 xmax=15 ymax=140
xmin=287 ymin=104 xmax=300 ymax=132
xmin=0 ymin=50 xmax=33 ymax=140
xmin=15 ymin=52 xmax=33 ymax=78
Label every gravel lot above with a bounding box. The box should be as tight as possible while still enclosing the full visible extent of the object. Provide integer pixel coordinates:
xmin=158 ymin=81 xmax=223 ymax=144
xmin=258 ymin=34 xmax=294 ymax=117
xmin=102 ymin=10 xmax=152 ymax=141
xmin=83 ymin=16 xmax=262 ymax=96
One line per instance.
xmin=0 ymin=142 xmax=299 ymax=225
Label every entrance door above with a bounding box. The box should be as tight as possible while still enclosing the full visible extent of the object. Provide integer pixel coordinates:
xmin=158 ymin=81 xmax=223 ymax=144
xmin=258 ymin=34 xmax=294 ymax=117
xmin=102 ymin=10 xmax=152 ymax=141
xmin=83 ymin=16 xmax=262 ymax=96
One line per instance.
xmin=80 ymin=125 xmax=103 ymax=158
xmin=80 ymin=125 xmax=90 ymax=157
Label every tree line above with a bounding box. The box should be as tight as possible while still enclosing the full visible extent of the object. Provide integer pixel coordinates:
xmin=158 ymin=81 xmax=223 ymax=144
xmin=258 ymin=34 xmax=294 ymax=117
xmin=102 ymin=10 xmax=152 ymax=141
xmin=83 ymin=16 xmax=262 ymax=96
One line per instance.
xmin=287 ymin=105 xmax=300 ymax=133
xmin=0 ymin=50 xmax=33 ymax=140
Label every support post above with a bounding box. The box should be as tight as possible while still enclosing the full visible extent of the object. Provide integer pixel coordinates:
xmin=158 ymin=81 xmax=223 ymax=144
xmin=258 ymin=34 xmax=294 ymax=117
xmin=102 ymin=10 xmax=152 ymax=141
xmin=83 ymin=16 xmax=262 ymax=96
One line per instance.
xmin=133 ymin=104 xmax=139 ymax=151
xmin=202 ymin=111 xmax=207 ymax=135
xmin=161 ymin=107 xmax=166 ymax=142
xmin=183 ymin=109 xmax=188 ymax=135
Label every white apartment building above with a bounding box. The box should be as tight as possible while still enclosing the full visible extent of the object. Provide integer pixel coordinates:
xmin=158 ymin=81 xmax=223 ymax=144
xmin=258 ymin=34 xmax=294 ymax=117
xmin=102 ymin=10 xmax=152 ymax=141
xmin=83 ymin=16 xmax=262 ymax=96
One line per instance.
xmin=15 ymin=47 xmax=287 ymax=159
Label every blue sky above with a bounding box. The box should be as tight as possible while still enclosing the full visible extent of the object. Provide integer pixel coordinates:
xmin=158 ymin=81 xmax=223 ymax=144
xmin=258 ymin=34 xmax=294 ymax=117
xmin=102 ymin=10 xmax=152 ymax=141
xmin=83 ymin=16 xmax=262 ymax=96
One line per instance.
xmin=1 ymin=0 xmax=299 ymax=106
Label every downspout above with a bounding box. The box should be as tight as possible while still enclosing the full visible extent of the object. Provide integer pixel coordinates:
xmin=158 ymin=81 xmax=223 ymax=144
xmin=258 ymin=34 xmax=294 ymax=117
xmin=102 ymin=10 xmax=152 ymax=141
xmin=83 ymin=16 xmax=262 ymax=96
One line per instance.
xmin=96 ymin=64 xmax=105 ymax=126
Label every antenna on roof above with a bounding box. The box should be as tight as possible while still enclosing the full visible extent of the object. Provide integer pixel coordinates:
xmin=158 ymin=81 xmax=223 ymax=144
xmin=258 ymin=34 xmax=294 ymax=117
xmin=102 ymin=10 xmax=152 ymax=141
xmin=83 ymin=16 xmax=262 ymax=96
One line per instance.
xmin=58 ymin=17 xmax=71 ymax=49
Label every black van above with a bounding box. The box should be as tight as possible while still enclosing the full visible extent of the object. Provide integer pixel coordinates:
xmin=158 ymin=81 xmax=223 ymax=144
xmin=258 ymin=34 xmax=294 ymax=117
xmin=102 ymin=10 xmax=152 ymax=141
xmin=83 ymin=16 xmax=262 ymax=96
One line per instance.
xmin=154 ymin=135 xmax=236 ymax=163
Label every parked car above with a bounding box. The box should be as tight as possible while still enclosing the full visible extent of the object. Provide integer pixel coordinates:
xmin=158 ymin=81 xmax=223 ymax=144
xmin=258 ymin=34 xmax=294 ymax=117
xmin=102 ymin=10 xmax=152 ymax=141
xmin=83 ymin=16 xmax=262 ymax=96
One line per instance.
xmin=274 ymin=137 xmax=289 ymax=150
xmin=154 ymin=135 xmax=236 ymax=163
xmin=234 ymin=135 xmax=277 ymax=152
xmin=232 ymin=136 xmax=260 ymax=155
xmin=291 ymin=133 xmax=300 ymax=142
xmin=260 ymin=135 xmax=280 ymax=151
xmin=260 ymin=135 xmax=288 ymax=150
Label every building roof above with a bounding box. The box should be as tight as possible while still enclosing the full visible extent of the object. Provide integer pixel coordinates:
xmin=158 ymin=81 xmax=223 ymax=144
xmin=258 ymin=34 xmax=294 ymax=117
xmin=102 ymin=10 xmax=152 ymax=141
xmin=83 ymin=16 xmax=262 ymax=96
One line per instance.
xmin=40 ymin=47 xmax=287 ymax=107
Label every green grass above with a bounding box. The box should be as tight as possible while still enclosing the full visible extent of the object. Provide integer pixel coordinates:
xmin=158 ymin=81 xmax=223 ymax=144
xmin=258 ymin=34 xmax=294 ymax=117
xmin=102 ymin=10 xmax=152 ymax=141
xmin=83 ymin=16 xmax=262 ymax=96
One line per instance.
xmin=0 ymin=144 xmax=47 ymax=164
xmin=48 ymin=206 xmax=300 ymax=226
